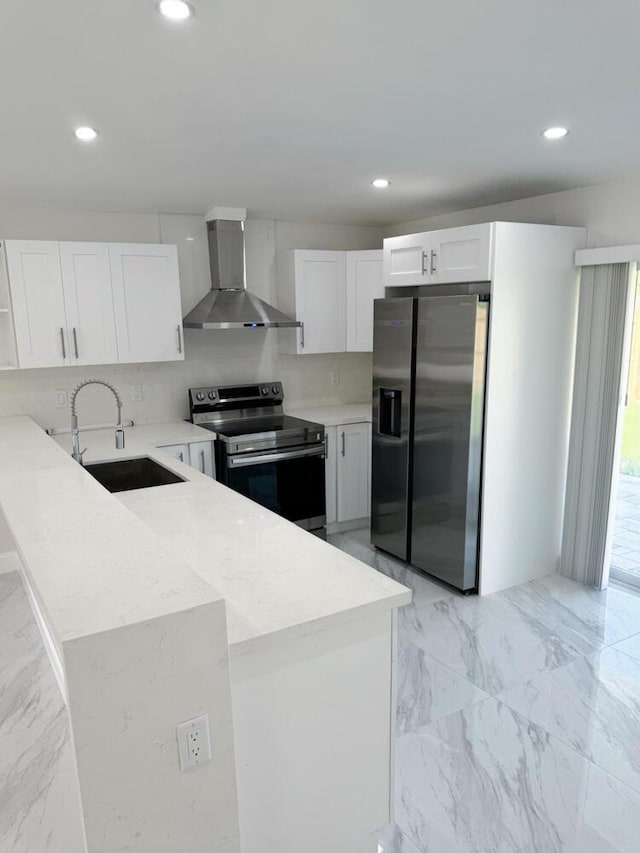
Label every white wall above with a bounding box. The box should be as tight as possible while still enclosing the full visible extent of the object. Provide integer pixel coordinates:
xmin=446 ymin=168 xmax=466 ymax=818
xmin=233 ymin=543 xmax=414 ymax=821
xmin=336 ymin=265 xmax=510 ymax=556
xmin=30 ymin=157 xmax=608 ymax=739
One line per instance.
xmin=0 ymin=205 xmax=381 ymax=429
xmin=386 ymin=175 xmax=640 ymax=248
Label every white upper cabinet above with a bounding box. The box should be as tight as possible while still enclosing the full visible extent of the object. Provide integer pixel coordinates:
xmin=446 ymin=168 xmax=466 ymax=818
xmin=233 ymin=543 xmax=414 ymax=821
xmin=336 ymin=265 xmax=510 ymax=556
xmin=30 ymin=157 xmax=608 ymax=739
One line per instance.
xmin=109 ymin=244 xmax=184 ymax=364
xmin=4 ymin=239 xmax=183 ymax=369
xmin=59 ymin=242 xmax=118 ymax=366
xmin=4 ymin=240 xmax=68 ymax=368
xmin=346 ymin=251 xmax=384 ymax=351
xmin=277 ymin=250 xmax=347 ymax=354
xmin=382 ymin=232 xmax=431 ymax=287
xmin=278 ymin=249 xmax=383 ymax=354
xmin=383 ymin=223 xmax=494 ymax=287
xmin=429 ymin=224 xmax=493 ymax=284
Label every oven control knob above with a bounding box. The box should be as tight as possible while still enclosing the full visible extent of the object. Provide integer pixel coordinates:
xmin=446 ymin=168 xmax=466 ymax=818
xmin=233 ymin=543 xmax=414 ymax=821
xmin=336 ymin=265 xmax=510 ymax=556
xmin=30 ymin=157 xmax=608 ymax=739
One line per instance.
xmin=272 ymin=385 xmax=279 ymax=394
xmin=195 ymin=392 xmax=205 ymax=401
xmin=208 ymin=391 xmax=217 ymax=400
xmin=261 ymin=386 xmax=269 ymax=395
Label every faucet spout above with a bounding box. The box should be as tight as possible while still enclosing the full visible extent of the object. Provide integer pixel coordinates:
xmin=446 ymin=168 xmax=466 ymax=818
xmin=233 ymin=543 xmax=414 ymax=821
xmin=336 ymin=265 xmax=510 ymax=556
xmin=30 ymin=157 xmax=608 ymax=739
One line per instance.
xmin=70 ymin=379 xmax=125 ymax=465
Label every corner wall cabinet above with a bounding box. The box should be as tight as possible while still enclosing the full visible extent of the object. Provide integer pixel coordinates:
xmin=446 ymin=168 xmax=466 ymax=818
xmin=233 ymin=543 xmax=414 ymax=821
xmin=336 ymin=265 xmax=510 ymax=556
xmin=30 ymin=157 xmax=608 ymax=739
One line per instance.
xmin=383 ymin=223 xmax=493 ymax=287
xmin=277 ymin=249 xmax=383 ymax=354
xmin=325 ymin=421 xmax=371 ymax=529
xmin=0 ymin=239 xmax=184 ymax=369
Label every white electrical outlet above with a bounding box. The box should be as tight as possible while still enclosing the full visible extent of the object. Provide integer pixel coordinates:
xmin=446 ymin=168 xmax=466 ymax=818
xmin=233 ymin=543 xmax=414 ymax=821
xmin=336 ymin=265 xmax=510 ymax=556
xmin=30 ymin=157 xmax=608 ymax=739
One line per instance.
xmin=55 ymin=390 xmax=68 ymax=408
xmin=330 ymin=370 xmax=341 ymax=387
xmin=176 ymin=714 xmax=212 ymax=771
xmin=131 ymin=384 xmax=144 ymax=402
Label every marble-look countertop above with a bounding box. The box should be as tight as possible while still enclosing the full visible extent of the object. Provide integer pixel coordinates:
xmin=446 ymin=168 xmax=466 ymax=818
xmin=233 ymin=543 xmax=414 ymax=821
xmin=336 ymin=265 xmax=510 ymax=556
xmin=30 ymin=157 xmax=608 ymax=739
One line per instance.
xmin=0 ymin=415 xmax=409 ymax=655
xmin=287 ymin=402 xmax=372 ymax=427
xmin=51 ymin=418 xmax=216 ymax=462
xmin=0 ymin=417 xmax=222 ymax=647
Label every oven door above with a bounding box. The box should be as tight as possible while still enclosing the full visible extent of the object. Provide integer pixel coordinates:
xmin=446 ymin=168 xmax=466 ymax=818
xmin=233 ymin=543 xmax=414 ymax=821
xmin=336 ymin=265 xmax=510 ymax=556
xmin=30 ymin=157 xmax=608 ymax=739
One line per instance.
xmin=220 ymin=443 xmax=326 ymax=531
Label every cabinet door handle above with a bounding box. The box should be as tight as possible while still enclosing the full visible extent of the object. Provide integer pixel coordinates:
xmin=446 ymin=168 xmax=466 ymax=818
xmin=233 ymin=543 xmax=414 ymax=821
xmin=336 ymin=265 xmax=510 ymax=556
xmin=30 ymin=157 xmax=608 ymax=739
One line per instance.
xmin=176 ymin=325 xmax=183 ymax=354
xmin=200 ymin=450 xmax=206 ymax=473
xmin=59 ymin=328 xmax=66 ymax=359
xmin=300 ymin=322 xmax=305 ymax=349
xmin=341 ymin=432 xmax=346 ymax=457
xmin=178 ymin=451 xmax=184 ymax=462
xmin=430 ymin=250 xmax=437 ymax=274
xmin=72 ymin=327 xmax=79 ymax=359
xmin=421 ymin=251 xmax=429 ymax=276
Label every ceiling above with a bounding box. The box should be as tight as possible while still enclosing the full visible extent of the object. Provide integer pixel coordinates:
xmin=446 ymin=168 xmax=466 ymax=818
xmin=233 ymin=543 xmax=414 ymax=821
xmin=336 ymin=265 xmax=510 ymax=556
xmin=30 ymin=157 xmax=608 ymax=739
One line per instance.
xmin=2 ymin=0 xmax=640 ymax=225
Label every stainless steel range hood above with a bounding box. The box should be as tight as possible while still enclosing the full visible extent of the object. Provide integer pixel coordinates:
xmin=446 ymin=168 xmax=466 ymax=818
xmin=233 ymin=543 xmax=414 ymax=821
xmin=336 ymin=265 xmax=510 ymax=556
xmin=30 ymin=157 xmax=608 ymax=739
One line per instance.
xmin=182 ymin=217 xmax=301 ymax=330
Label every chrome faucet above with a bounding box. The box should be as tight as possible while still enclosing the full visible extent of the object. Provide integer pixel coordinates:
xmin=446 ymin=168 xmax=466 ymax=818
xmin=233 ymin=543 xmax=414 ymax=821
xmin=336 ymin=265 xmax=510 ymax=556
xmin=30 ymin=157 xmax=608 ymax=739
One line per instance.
xmin=70 ymin=379 xmax=125 ymax=465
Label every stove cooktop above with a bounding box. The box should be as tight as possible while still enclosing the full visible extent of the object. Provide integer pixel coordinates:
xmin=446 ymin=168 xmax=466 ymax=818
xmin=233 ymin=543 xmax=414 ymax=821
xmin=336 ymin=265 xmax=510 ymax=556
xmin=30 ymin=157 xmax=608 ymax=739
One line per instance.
xmin=212 ymin=415 xmax=321 ymax=439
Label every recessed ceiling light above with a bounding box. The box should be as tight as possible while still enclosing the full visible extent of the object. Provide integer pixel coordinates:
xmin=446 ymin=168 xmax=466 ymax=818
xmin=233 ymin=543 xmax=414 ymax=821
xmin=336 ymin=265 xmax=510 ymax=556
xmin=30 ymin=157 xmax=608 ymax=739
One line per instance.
xmin=542 ymin=126 xmax=569 ymax=140
xmin=372 ymin=178 xmax=390 ymax=188
xmin=158 ymin=0 xmax=193 ymax=20
xmin=74 ymin=126 xmax=98 ymax=142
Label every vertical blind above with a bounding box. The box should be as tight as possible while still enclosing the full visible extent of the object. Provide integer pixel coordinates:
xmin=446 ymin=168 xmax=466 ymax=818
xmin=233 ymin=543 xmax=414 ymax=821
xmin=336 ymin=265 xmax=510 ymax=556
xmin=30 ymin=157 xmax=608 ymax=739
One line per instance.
xmin=560 ymin=263 xmax=631 ymax=587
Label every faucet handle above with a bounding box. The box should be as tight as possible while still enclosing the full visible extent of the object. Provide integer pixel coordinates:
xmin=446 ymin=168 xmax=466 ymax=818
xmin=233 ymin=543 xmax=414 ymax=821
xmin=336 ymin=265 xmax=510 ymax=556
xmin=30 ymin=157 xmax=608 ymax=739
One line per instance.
xmin=115 ymin=426 xmax=125 ymax=450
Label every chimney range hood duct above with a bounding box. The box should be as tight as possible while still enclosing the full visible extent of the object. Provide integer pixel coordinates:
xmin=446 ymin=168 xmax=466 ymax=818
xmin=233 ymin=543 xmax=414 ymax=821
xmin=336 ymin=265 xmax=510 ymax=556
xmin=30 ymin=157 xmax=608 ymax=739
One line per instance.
xmin=182 ymin=218 xmax=301 ymax=330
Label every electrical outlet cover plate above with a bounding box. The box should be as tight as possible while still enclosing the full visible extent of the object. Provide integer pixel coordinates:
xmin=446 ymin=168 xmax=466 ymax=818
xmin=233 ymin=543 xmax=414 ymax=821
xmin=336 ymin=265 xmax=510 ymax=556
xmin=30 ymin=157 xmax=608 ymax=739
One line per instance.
xmin=176 ymin=714 xmax=212 ymax=772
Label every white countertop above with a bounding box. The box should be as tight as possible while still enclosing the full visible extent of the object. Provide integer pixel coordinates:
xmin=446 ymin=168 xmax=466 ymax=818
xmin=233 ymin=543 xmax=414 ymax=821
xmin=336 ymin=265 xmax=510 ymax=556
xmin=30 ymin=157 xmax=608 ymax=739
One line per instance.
xmin=51 ymin=418 xmax=216 ymax=462
xmin=0 ymin=417 xmax=221 ymax=646
xmin=287 ymin=403 xmax=372 ymax=427
xmin=0 ymin=416 xmax=409 ymax=655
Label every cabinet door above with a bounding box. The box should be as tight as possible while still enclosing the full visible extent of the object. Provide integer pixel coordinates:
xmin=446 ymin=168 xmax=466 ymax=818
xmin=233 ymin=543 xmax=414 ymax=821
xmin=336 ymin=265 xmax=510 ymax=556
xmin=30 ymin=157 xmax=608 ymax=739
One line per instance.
xmin=59 ymin=242 xmax=118 ymax=366
xmin=325 ymin=426 xmax=337 ymax=525
xmin=110 ymin=244 xmax=184 ymax=364
xmin=382 ymin=232 xmax=431 ymax=287
xmin=336 ymin=422 xmax=371 ymax=523
xmin=295 ymin=251 xmax=346 ymax=353
xmin=188 ymin=441 xmax=215 ymax=478
xmin=430 ymin=224 xmax=493 ymax=284
xmin=159 ymin=443 xmax=189 ymax=464
xmin=346 ymin=250 xmax=384 ymax=352
xmin=5 ymin=240 xmax=68 ymax=368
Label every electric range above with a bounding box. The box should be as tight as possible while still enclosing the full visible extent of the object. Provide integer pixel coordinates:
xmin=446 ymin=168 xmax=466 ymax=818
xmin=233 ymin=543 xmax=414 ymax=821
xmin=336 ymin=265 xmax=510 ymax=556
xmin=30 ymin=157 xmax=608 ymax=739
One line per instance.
xmin=189 ymin=382 xmax=326 ymax=535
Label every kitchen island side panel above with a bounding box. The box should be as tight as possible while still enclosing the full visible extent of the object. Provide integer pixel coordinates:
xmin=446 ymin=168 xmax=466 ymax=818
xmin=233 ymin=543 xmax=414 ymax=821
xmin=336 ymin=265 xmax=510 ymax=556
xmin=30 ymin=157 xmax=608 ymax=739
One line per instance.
xmin=230 ymin=610 xmax=394 ymax=853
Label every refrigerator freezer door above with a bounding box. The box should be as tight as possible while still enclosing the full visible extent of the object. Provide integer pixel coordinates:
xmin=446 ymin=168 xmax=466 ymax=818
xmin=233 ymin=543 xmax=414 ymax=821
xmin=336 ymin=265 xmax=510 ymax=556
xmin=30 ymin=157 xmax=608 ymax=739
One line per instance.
xmin=371 ymin=298 xmax=415 ymax=560
xmin=411 ymin=295 xmax=488 ymax=591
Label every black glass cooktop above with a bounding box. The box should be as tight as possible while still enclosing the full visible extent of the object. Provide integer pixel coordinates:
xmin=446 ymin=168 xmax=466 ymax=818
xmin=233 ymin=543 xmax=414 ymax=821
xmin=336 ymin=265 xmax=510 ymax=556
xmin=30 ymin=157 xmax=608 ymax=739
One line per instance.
xmin=199 ymin=415 xmax=322 ymax=439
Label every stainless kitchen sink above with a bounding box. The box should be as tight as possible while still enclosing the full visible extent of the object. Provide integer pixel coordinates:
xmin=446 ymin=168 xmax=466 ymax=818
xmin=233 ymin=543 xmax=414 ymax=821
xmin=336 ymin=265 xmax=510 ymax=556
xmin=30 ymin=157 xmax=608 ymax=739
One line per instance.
xmin=84 ymin=456 xmax=186 ymax=493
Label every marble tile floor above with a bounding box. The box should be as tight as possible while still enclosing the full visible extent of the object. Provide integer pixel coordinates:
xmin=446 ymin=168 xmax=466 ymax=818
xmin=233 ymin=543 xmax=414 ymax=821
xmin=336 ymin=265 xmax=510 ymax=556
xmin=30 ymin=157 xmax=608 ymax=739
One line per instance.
xmin=611 ymin=474 xmax=640 ymax=581
xmin=329 ymin=528 xmax=640 ymax=853
xmin=0 ymin=571 xmax=86 ymax=853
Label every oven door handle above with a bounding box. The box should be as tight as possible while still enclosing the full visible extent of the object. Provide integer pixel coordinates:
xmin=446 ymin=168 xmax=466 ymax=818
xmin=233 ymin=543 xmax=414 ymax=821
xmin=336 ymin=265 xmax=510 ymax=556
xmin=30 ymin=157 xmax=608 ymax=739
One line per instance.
xmin=226 ymin=445 xmax=326 ymax=468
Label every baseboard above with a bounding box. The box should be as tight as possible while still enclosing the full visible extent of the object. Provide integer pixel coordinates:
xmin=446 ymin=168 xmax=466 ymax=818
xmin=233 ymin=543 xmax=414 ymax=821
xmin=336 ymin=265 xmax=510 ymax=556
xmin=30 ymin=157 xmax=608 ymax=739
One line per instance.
xmin=327 ymin=518 xmax=370 ymax=535
xmin=0 ymin=551 xmax=20 ymax=575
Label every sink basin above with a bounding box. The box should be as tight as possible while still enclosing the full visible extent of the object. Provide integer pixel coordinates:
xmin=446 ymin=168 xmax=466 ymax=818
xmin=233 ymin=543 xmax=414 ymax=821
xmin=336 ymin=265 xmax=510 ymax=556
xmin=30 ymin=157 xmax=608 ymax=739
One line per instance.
xmin=84 ymin=456 xmax=186 ymax=493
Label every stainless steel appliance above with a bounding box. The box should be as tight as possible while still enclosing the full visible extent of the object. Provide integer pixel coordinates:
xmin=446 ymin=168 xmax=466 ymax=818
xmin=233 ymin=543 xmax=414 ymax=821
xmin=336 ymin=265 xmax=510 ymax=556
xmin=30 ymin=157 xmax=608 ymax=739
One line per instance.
xmin=371 ymin=287 xmax=490 ymax=592
xmin=189 ymin=382 xmax=326 ymax=535
xmin=182 ymin=217 xmax=301 ymax=330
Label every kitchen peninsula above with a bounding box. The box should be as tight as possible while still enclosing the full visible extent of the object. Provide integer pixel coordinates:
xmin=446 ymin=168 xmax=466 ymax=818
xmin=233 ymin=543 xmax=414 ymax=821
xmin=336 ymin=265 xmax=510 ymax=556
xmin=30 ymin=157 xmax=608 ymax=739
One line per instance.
xmin=0 ymin=415 xmax=410 ymax=853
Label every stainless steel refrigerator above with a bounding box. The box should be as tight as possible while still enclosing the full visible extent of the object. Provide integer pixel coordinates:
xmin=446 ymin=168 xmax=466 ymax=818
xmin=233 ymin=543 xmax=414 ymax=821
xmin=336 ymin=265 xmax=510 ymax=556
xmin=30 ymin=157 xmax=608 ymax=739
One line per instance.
xmin=371 ymin=290 xmax=490 ymax=592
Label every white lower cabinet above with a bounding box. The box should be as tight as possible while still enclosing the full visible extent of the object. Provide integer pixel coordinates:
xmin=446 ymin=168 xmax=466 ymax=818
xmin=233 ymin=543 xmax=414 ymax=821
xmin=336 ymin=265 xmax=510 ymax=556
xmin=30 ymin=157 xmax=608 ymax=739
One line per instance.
xmin=159 ymin=443 xmax=189 ymax=464
xmin=325 ymin=421 xmax=371 ymax=528
xmin=325 ymin=426 xmax=338 ymax=525
xmin=188 ymin=441 xmax=215 ymax=477
xmin=158 ymin=441 xmax=215 ymax=477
